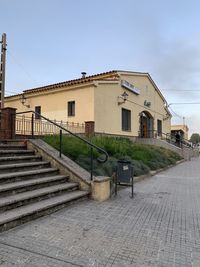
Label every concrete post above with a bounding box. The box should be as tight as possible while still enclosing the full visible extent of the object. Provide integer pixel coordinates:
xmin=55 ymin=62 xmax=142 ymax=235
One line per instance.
xmin=91 ymin=176 xmax=111 ymax=201
xmin=0 ymin=107 xmax=16 ymax=139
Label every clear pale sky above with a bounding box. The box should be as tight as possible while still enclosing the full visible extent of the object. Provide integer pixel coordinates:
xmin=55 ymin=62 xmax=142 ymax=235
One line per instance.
xmin=1 ymin=0 xmax=200 ymax=136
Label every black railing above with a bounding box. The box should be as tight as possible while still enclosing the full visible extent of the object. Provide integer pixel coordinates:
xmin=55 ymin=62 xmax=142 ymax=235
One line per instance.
xmin=138 ymin=129 xmax=192 ymax=148
xmin=138 ymin=129 xmax=164 ymax=139
xmin=158 ymin=131 xmax=191 ymax=148
xmin=15 ymin=114 xmax=85 ymax=136
xmin=15 ymin=111 xmax=108 ymax=180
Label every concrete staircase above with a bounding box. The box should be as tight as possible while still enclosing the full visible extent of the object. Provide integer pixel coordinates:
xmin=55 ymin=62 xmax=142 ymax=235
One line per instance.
xmin=0 ymin=140 xmax=89 ymax=232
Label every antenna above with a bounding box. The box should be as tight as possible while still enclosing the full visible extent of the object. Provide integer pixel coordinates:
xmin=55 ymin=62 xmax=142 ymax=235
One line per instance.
xmin=0 ymin=33 xmax=7 ymax=108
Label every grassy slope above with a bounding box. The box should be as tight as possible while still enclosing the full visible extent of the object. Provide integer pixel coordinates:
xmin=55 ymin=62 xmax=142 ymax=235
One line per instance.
xmin=43 ymin=135 xmax=183 ymax=176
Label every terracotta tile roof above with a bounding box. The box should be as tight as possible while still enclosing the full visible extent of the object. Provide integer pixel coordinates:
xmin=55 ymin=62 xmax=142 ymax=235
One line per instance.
xmin=22 ymin=70 xmax=119 ymax=94
xmin=5 ymin=70 xmax=167 ymax=105
xmin=5 ymin=92 xmax=22 ymax=98
xmin=5 ymin=71 xmax=119 ymax=99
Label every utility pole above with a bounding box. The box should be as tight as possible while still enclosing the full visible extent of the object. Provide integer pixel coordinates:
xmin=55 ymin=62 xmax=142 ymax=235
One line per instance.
xmin=0 ymin=33 xmax=7 ymax=109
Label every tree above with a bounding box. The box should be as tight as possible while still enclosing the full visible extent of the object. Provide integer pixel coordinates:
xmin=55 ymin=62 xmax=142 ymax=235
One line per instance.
xmin=190 ymin=133 xmax=200 ymax=145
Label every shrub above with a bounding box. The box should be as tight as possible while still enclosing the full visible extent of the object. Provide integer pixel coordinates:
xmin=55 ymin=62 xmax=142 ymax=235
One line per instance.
xmin=43 ymin=135 xmax=182 ymax=177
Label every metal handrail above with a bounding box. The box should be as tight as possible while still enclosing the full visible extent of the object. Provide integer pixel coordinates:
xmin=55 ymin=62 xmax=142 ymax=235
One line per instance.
xmin=138 ymin=129 xmax=192 ymax=148
xmin=15 ymin=110 xmax=108 ymax=180
xmin=15 ymin=114 xmax=85 ymax=135
xmin=160 ymin=131 xmax=191 ymax=148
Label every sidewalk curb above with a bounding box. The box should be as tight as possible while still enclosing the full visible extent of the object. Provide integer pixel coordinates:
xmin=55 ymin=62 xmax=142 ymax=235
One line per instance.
xmin=134 ymin=159 xmax=185 ymax=183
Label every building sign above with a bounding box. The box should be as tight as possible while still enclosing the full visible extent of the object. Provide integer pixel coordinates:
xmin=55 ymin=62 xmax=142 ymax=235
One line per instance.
xmin=121 ymin=80 xmax=140 ymax=95
xmin=144 ymin=100 xmax=151 ymax=108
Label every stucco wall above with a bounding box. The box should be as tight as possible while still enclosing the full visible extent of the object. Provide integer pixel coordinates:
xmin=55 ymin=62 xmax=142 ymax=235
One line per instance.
xmin=5 ymin=72 xmax=171 ymax=137
xmin=171 ymin=124 xmax=189 ymax=140
xmin=94 ymin=74 xmax=171 ymax=136
xmin=5 ymin=84 xmax=95 ymax=124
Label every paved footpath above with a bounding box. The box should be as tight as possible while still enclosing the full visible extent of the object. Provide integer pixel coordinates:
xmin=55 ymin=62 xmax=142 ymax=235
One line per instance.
xmin=0 ymin=158 xmax=200 ymax=267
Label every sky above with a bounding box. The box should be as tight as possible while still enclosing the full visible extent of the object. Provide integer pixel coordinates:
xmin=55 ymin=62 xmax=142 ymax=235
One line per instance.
xmin=1 ymin=0 xmax=200 ymax=136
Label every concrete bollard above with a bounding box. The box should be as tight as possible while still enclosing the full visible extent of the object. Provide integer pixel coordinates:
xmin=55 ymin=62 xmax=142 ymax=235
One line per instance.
xmin=91 ymin=176 xmax=111 ymax=201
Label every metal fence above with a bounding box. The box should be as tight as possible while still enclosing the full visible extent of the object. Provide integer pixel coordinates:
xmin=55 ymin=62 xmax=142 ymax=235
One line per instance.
xmin=15 ymin=115 xmax=85 ymax=136
xmin=138 ymin=129 xmax=191 ymax=148
xmin=15 ymin=110 xmax=108 ymax=180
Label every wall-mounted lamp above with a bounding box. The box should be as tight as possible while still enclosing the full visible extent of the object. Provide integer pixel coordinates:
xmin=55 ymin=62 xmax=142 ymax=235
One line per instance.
xmin=117 ymin=91 xmax=128 ymax=105
xmin=140 ymin=112 xmax=147 ymax=118
xmin=121 ymin=91 xmax=128 ymax=101
xmin=20 ymin=94 xmax=30 ymax=108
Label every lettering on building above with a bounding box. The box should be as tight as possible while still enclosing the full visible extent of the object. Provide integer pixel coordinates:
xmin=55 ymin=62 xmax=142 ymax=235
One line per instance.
xmin=121 ymin=80 xmax=140 ymax=95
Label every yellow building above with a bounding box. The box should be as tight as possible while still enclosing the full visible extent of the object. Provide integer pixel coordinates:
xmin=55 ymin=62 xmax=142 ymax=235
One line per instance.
xmin=171 ymin=124 xmax=189 ymax=140
xmin=5 ymin=70 xmax=171 ymax=137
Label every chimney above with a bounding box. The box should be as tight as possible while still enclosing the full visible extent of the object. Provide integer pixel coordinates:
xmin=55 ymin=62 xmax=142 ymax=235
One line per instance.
xmin=81 ymin=72 xmax=87 ymax=78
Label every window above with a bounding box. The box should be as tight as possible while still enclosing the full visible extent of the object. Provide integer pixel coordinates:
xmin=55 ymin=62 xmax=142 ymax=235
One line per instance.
xmin=35 ymin=106 xmax=41 ymax=119
xmin=157 ymin=119 xmax=162 ymax=136
xmin=122 ymin=108 xmax=131 ymax=131
xmin=68 ymin=101 xmax=75 ymax=116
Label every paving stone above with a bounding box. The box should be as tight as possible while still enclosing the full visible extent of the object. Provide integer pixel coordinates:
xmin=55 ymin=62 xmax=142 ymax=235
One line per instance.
xmin=0 ymin=158 xmax=200 ymax=266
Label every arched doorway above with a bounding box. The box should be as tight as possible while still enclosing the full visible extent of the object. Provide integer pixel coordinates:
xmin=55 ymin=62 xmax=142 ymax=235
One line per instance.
xmin=139 ymin=111 xmax=154 ymax=138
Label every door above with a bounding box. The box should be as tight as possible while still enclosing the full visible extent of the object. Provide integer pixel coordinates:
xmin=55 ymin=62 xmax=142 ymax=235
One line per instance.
xmin=143 ymin=119 xmax=148 ymax=137
xmin=140 ymin=111 xmax=153 ymax=138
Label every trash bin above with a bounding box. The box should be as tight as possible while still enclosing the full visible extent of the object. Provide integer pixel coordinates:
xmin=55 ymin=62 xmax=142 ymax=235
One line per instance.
xmin=117 ymin=160 xmax=133 ymax=183
xmin=115 ymin=160 xmax=134 ymax=198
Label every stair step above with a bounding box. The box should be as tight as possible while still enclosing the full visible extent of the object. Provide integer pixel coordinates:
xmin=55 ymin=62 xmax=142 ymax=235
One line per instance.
xmin=0 ymin=161 xmax=50 ymax=173
xmin=0 ymin=139 xmax=89 ymax=232
xmin=0 ymin=190 xmax=89 ymax=232
xmin=0 ymin=139 xmax=26 ymax=144
xmin=0 ymin=155 xmax=42 ymax=165
xmin=0 ymin=144 xmax=26 ymax=150
xmin=0 ymin=168 xmax=59 ymax=184
xmin=0 ymin=183 xmax=79 ymax=211
xmin=0 ymin=150 xmax=35 ymax=157
xmin=0 ymin=175 xmax=69 ymax=195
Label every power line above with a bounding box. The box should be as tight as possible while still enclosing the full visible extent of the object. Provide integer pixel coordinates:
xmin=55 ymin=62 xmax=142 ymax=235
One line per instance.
xmin=167 ymin=103 xmax=200 ymax=120
xmin=125 ymin=98 xmax=166 ymax=117
xmin=168 ymin=106 xmax=183 ymax=119
xmin=168 ymin=102 xmax=200 ymax=106
xmin=7 ymin=49 xmax=40 ymax=87
xmin=5 ymin=90 xmax=21 ymax=96
xmin=167 ymin=102 xmax=200 ymax=120
xmin=6 ymin=90 xmax=20 ymax=93
xmin=163 ymin=89 xmax=200 ymax=92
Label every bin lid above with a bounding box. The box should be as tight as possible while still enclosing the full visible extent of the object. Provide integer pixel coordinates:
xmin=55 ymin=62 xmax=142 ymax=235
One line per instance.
xmin=117 ymin=159 xmax=132 ymax=164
